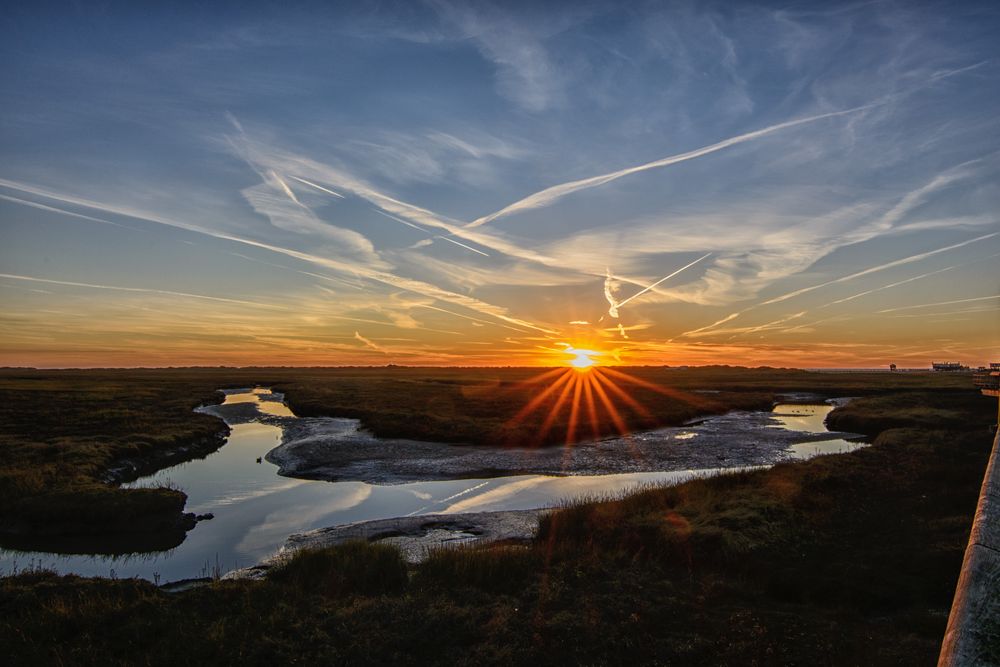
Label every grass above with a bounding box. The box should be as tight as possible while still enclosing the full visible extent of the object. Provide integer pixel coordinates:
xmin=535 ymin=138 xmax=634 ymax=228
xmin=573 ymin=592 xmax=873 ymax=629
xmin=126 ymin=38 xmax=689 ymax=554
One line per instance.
xmin=0 ymin=365 xmax=980 ymax=551
xmin=0 ymin=386 xmax=994 ymax=664
xmin=268 ymin=541 xmax=409 ymax=597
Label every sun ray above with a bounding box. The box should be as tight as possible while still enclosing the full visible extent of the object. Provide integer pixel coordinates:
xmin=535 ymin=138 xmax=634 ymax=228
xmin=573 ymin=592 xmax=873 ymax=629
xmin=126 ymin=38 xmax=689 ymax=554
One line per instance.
xmin=509 ymin=368 xmax=574 ymax=424
xmin=565 ymin=372 xmax=584 ymax=444
xmin=589 ymin=373 xmax=629 ymax=435
xmin=535 ymin=371 xmax=577 ymax=445
xmin=515 ymin=367 xmax=570 ymax=387
xmin=582 ymin=372 xmax=602 ymax=441
xmin=600 ymin=366 xmax=712 ymax=407
xmin=592 ymin=369 xmax=654 ymax=420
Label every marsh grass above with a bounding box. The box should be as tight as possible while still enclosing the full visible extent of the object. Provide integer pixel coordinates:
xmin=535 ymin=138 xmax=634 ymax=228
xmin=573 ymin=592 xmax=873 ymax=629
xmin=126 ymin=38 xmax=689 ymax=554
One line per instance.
xmin=416 ymin=542 xmax=540 ymax=594
xmin=268 ymin=541 xmax=409 ymax=598
xmin=0 ymin=387 xmax=993 ymax=664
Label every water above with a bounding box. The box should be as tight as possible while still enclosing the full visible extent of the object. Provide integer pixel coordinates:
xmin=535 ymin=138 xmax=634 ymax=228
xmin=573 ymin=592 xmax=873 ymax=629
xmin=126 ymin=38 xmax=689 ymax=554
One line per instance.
xmin=0 ymin=390 xmax=862 ymax=582
xmin=770 ymin=404 xmax=866 ymax=460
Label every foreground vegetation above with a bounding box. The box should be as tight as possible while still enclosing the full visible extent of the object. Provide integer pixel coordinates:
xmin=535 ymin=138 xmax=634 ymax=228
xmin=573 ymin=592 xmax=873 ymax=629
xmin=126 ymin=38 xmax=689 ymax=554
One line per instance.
xmin=1 ymin=386 xmax=995 ymax=664
xmin=0 ymin=366 xmax=977 ymax=552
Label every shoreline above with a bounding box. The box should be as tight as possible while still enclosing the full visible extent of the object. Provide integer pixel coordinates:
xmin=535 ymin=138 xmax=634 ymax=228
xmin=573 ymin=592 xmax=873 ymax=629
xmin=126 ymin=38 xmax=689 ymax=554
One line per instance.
xmin=225 ymin=508 xmax=549 ymax=580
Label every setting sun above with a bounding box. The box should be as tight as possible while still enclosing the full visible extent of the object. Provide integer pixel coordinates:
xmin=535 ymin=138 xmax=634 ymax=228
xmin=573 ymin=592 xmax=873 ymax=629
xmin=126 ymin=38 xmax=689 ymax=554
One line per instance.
xmin=566 ymin=347 xmax=598 ymax=370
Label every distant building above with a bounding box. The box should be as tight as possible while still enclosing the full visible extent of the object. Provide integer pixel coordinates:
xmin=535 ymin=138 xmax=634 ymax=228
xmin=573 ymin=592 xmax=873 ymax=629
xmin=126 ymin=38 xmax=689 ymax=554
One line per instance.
xmin=889 ymin=363 xmax=897 ymax=372
xmin=932 ymin=362 xmax=968 ymax=372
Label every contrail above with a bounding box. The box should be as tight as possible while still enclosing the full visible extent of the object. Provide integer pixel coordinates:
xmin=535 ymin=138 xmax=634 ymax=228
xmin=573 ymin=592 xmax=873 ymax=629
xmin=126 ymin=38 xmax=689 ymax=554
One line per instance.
xmin=727 ymin=311 xmax=807 ymax=340
xmin=821 ymin=265 xmax=958 ymax=307
xmin=877 ymin=294 xmax=1000 ymax=314
xmin=465 ymin=105 xmax=876 ymax=229
xmin=376 ymin=209 xmax=427 ymax=232
xmin=680 ymin=232 xmax=998 ymax=339
xmin=0 ymin=194 xmax=133 ymax=229
xmin=288 ymin=175 xmax=345 ymax=198
xmin=672 ymin=310 xmax=746 ymax=340
xmin=435 ymin=236 xmax=489 ymax=257
xmin=269 ymin=171 xmax=303 ymax=206
xmin=606 ymin=252 xmax=711 ymax=318
xmin=616 ymin=253 xmax=712 ymax=309
xmin=760 ymin=232 xmax=997 ymax=306
xmin=415 ymin=303 xmax=535 ymax=334
xmin=0 ymin=273 xmax=283 ymax=309
xmin=376 ymin=210 xmax=489 ymax=256
xmin=465 ymin=63 xmax=986 ymax=231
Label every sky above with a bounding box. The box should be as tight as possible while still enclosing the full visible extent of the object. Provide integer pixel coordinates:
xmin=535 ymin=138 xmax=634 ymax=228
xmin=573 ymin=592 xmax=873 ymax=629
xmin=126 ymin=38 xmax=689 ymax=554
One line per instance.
xmin=1 ymin=0 xmax=998 ymax=368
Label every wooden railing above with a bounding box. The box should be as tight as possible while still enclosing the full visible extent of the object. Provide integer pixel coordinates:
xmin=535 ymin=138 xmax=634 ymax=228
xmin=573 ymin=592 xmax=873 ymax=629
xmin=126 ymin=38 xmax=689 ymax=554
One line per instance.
xmin=938 ymin=426 xmax=1000 ymax=666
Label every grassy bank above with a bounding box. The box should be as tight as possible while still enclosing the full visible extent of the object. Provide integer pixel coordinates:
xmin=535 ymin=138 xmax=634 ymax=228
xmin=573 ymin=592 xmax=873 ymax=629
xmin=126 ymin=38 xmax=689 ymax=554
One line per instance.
xmin=1 ymin=389 xmax=995 ymax=664
xmin=0 ymin=366 xmax=976 ymax=552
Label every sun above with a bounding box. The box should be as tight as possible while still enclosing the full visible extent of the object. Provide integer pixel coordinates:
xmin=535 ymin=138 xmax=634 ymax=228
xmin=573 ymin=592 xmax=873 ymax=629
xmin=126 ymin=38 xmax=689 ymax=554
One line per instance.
xmin=565 ymin=347 xmax=598 ymax=370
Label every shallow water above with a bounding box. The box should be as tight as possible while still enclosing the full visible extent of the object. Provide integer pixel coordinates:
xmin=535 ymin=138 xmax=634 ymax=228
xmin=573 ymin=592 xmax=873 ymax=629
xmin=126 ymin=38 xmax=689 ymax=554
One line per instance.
xmin=0 ymin=389 xmax=861 ymax=582
xmin=770 ymin=404 xmax=866 ymax=459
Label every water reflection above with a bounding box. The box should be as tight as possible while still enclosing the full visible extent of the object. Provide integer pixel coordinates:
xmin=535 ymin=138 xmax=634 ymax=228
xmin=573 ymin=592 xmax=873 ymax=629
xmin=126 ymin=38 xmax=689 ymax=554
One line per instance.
xmin=771 ymin=403 xmax=866 ymax=460
xmin=0 ymin=389 xmax=862 ymax=582
xmin=770 ymin=403 xmax=834 ymax=433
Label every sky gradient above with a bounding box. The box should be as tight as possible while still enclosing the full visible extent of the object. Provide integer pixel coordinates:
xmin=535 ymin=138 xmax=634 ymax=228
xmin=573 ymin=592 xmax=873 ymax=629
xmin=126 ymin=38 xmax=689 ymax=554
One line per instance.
xmin=1 ymin=1 xmax=998 ymax=368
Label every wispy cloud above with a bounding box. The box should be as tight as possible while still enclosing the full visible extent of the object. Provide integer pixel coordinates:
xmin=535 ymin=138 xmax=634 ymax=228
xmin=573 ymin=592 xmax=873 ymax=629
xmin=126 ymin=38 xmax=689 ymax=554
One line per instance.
xmin=0 ymin=178 xmax=557 ymax=335
xmin=429 ymin=1 xmax=574 ymax=112
xmin=354 ymin=331 xmax=385 ymax=352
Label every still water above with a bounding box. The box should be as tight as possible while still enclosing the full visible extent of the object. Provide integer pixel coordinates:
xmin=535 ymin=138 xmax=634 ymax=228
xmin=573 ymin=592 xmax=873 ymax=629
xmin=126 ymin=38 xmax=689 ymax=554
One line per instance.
xmin=0 ymin=389 xmax=861 ymax=582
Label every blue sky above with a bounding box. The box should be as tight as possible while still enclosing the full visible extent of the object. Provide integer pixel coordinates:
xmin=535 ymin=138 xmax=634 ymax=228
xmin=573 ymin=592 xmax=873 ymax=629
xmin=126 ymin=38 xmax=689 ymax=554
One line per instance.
xmin=1 ymin=1 xmax=998 ymax=367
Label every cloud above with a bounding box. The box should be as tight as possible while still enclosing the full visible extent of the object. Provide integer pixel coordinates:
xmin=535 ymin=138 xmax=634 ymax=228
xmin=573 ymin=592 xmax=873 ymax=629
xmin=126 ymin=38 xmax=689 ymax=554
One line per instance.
xmin=354 ymin=331 xmax=385 ymax=352
xmin=677 ymin=231 xmax=997 ymax=339
xmin=225 ymin=135 xmax=563 ymax=271
xmin=0 ymin=178 xmax=558 ymax=335
xmin=338 ymin=129 xmax=526 ymax=187
xmin=429 ymin=1 xmax=570 ymax=112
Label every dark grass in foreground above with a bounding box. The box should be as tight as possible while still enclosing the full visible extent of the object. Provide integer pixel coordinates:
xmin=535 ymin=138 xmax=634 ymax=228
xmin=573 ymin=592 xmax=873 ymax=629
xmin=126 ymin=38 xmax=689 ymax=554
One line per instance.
xmin=2 ymin=392 xmax=995 ymax=665
xmin=0 ymin=366 xmax=973 ymax=551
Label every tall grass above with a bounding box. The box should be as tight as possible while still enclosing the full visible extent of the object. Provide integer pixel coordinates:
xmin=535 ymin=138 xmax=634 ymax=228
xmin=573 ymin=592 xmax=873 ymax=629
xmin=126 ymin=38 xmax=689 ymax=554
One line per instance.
xmin=415 ymin=542 xmax=540 ymax=594
xmin=268 ymin=541 xmax=408 ymax=598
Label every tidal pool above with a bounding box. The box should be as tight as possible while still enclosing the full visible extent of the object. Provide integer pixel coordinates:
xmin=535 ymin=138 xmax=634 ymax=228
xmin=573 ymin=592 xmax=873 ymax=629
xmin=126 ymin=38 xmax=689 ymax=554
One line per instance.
xmin=0 ymin=389 xmax=862 ymax=583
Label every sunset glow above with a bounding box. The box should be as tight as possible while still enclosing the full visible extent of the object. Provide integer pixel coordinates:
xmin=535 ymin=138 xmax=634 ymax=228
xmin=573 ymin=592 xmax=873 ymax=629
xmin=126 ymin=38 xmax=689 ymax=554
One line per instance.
xmin=0 ymin=3 xmax=997 ymax=369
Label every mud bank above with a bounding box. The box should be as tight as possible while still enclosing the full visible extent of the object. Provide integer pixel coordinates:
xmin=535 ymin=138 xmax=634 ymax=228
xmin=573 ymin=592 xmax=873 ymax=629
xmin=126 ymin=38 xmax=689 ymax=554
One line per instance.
xmin=264 ymin=406 xmax=861 ymax=484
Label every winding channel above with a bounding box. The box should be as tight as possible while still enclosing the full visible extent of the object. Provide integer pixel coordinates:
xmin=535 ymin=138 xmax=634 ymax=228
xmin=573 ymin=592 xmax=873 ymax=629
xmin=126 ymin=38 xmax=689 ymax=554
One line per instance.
xmin=0 ymin=387 xmax=864 ymax=583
